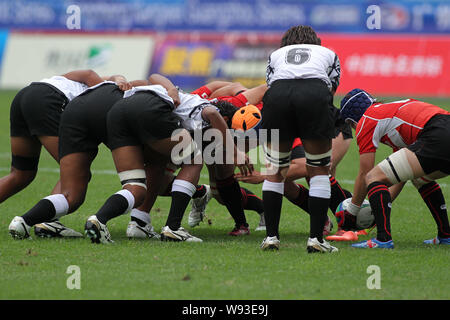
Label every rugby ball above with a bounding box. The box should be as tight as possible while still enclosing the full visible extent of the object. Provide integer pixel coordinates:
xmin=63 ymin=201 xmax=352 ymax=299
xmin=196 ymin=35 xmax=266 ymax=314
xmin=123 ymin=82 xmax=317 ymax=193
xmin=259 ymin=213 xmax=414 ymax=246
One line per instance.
xmin=336 ymin=198 xmax=375 ymax=230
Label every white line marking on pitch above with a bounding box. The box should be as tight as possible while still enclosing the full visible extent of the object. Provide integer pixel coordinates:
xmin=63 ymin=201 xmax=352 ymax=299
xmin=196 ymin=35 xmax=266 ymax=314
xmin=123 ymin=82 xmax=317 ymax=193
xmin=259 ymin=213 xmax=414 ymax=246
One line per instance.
xmin=0 ymin=166 xmax=447 ymax=187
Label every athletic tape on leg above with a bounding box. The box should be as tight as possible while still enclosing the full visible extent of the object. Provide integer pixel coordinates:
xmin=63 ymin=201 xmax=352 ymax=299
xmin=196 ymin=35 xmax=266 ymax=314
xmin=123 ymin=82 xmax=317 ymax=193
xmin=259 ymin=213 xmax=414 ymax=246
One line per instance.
xmin=305 ymin=150 xmax=331 ymax=167
xmin=118 ymin=169 xmax=147 ymax=189
xmin=263 ymin=143 xmax=291 ymax=168
xmin=378 ymin=149 xmax=414 ymax=184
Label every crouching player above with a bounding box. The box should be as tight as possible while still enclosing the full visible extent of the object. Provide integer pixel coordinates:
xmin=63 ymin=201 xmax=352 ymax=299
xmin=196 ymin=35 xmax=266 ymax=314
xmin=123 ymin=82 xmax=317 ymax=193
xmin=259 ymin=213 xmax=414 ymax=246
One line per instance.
xmin=8 ymin=77 xmax=138 ymax=239
xmin=84 ymin=74 xmax=251 ymax=243
xmin=4 ymin=71 xmax=122 ymax=238
xmin=339 ymin=89 xmax=450 ymax=249
xmin=188 ymin=82 xmax=267 ymax=234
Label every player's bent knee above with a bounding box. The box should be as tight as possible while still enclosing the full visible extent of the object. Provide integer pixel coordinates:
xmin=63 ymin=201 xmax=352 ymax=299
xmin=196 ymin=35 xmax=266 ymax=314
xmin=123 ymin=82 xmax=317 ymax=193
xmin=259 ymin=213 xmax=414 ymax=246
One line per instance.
xmin=64 ymin=193 xmax=86 ymax=214
xmin=122 ymin=185 xmax=146 ymax=208
xmin=377 ymin=149 xmax=414 ymax=185
xmin=411 ymin=172 xmax=444 ymax=189
xmin=10 ymin=168 xmax=37 ymax=187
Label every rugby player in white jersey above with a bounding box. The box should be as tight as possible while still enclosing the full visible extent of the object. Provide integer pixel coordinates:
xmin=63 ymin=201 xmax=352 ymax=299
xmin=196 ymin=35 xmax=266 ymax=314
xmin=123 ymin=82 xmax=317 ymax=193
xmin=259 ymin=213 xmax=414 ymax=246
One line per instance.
xmin=260 ymin=25 xmax=340 ymax=253
xmin=3 ymin=70 xmax=107 ymax=238
xmin=8 ymin=76 xmax=139 ymax=240
xmin=83 ymin=74 xmax=252 ymax=243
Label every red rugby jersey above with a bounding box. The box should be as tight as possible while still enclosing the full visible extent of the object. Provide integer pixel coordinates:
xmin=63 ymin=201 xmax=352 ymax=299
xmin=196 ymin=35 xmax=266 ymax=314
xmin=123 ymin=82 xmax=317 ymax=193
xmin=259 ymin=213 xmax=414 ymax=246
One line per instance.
xmin=356 ymin=99 xmax=450 ymax=154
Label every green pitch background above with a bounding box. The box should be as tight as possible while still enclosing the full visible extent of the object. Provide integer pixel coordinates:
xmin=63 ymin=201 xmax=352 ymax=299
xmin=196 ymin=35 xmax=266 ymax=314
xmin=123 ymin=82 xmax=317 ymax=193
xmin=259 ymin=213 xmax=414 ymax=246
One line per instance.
xmin=0 ymin=90 xmax=448 ymax=300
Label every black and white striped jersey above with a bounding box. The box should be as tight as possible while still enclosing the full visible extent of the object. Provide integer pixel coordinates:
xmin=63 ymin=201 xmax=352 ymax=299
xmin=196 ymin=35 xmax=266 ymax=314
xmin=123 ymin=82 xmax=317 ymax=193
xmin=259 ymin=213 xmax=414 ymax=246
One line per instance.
xmin=266 ymin=44 xmax=341 ymax=92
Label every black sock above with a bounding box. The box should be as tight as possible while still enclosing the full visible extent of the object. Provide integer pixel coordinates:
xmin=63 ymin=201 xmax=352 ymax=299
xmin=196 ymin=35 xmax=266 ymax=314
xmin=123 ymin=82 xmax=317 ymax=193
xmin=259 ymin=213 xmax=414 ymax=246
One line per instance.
xmin=241 ymin=188 xmax=264 ymax=214
xmin=160 ymin=178 xmax=174 ymax=197
xmin=22 ymin=199 xmax=56 ymax=226
xmin=286 ymin=184 xmax=310 ymax=214
xmin=216 ymin=176 xmax=248 ymax=227
xmin=96 ymin=194 xmax=130 ymax=224
xmin=329 ymin=176 xmax=352 ymax=213
xmin=263 ymin=190 xmax=283 ymax=238
xmin=193 ymin=185 xmax=207 ymax=199
xmin=308 ymin=196 xmax=330 ymax=242
xmin=418 ymin=182 xmax=450 ymax=238
xmin=367 ymin=182 xmax=392 ymax=242
xmin=165 ymin=191 xmax=192 ymax=230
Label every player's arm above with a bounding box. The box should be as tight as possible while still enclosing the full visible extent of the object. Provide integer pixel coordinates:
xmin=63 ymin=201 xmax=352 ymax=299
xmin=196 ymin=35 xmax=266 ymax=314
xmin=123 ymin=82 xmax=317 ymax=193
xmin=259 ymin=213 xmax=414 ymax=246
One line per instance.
xmin=129 ymin=79 xmax=150 ymax=87
xmin=148 ymin=73 xmax=180 ymax=107
xmin=102 ymin=74 xmax=134 ymax=91
xmin=235 ymin=170 xmax=265 ymax=184
xmin=62 ymin=69 xmax=104 ymax=87
xmin=241 ymin=84 xmax=267 ymax=105
xmin=204 ymin=81 xmax=234 ymax=97
xmin=201 ymin=106 xmax=253 ymax=176
xmin=209 ymin=82 xmax=247 ymax=99
xmin=351 ymin=152 xmax=376 ymax=209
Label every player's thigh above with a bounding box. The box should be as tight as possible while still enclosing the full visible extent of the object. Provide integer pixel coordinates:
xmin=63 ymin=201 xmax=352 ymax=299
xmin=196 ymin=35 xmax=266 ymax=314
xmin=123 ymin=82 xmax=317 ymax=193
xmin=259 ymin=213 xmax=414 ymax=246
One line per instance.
xmin=11 ymin=136 xmax=41 ymax=157
xmin=368 ymin=148 xmax=426 ymax=186
xmin=112 ymin=145 xmax=145 ymax=173
xmin=148 ymin=129 xmax=193 ymax=160
xmin=38 ymin=135 xmax=59 ymax=162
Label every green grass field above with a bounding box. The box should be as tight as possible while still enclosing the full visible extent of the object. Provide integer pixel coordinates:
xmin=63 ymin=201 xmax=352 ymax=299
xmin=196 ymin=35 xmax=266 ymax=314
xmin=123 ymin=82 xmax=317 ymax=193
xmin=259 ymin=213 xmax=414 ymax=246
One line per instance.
xmin=0 ymin=90 xmax=448 ymax=300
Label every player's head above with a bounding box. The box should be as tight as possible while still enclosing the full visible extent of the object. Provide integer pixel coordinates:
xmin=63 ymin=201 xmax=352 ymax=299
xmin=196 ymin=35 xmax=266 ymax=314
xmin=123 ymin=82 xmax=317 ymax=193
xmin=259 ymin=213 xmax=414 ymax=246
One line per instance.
xmin=280 ymin=25 xmax=321 ymax=47
xmin=340 ymin=88 xmax=376 ymax=125
xmin=210 ymin=100 xmax=239 ymax=128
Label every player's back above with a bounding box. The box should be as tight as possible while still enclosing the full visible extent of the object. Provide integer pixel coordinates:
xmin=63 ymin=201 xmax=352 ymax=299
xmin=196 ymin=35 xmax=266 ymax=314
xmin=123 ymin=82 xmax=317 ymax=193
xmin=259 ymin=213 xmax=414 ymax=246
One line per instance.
xmin=266 ymin=44 xmax=340 ymax=91
xmin=356 ymin=99 xmax=450 ymax=153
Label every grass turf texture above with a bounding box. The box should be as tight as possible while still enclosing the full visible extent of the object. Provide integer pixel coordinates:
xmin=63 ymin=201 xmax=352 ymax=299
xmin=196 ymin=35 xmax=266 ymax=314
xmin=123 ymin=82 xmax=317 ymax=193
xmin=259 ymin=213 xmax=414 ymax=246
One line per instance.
xmin=0 ymin=90 xmax=448 ymax=300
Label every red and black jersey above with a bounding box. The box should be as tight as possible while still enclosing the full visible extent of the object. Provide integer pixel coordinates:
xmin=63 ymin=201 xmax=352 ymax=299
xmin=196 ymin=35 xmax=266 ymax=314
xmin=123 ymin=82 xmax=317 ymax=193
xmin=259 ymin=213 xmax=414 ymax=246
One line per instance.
xmin=356 ymin=99 xmax=450 ymax=154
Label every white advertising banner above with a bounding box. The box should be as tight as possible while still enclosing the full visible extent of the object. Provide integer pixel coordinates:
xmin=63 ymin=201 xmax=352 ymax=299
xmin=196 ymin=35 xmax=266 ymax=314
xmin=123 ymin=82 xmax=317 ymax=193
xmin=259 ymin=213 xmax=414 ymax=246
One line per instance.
xmin=0 ymin=32 xmax=155 ymax=89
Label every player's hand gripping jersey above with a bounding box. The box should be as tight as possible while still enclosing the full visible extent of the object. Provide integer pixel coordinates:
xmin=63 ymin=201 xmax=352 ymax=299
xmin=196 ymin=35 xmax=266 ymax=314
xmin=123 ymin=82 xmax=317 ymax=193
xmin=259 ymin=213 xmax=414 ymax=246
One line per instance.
xmin=356 ymin=99 xmax=450 ymax=154
xmin=266 ymin=44 xmax=340 ymax=92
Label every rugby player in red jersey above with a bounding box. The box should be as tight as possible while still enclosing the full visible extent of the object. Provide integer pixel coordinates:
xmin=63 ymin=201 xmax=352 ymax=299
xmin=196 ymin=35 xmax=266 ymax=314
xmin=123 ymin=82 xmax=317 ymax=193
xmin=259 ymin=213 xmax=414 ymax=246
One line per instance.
xmin=339 ymin=89 xmax=450 ymax=248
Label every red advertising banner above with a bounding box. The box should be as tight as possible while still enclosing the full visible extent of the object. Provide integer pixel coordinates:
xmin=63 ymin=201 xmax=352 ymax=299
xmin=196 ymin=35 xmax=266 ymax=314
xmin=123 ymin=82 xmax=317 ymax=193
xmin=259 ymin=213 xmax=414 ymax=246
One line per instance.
xmin=322 ymin=34 xmax=450 ymax=97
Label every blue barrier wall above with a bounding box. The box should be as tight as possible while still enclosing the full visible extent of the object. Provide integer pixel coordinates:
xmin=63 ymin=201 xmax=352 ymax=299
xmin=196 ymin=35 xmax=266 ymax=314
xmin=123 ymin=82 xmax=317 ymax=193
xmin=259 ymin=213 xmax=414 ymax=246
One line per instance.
xmin=0 ymin=0 xmax=449 ymax=33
